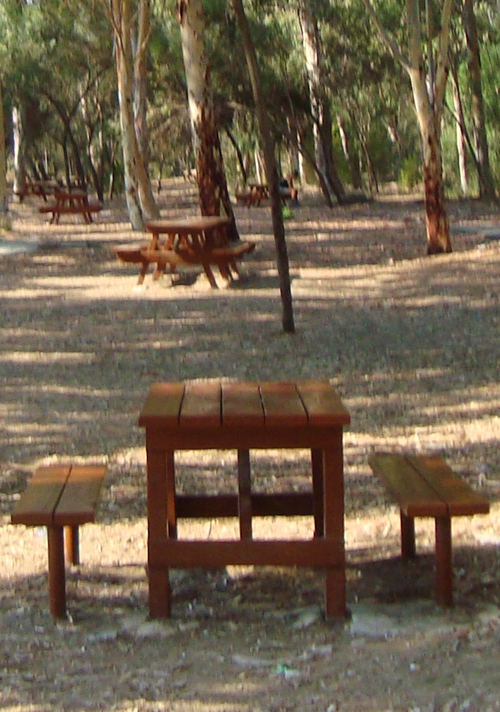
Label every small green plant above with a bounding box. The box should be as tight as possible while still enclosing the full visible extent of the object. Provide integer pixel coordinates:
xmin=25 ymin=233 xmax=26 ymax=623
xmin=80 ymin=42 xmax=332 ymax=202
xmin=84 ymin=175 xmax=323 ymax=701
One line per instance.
xmin=282 ymin=205 xmax=293 ymax=220
xmin=398 ymin=156 xmax=422 ymax=191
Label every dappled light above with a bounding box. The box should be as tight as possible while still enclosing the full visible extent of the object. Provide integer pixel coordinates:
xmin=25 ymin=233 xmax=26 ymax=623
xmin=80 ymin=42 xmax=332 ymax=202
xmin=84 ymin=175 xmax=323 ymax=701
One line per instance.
xmin=1 ymin=182 xmax=500 ymax=711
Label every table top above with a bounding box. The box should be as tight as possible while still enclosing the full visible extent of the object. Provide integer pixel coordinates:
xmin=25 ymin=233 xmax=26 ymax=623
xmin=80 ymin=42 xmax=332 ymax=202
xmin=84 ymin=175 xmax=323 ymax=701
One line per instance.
xmin=145 ymin=216 xmax=231 ymax=235
xmin=139 ymin=380 xmax=350 ymax=434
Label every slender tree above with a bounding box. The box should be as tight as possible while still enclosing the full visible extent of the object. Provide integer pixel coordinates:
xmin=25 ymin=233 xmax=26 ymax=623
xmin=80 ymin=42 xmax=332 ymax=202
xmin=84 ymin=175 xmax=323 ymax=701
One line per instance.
xmin=463 ymin=0 xmax=496 ymax=199
xmin=298 ymin=1 xmax=345 ymax=204
xmin=363 ymin=0 xmax=453 ymax=253
xmin=0 ymin=79 xmax=11 ymax=229
xmin=109 ymin=0 xmax=158 ymax=229
xmin=232 ymin=0 xmax=295 ymax=333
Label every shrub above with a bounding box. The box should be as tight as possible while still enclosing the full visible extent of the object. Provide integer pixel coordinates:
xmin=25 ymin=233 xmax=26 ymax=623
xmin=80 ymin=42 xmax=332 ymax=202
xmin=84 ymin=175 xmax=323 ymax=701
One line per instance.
xmin=398 ymin=156 xmax=421 ymax=191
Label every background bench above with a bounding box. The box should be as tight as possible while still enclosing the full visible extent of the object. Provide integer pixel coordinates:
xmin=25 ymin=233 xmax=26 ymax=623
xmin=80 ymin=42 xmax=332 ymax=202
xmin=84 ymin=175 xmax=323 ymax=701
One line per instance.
xmin=368 ymin=452 xmax=489 ymax=606
xmin=11 ymin=464 xmax=106 ymax=619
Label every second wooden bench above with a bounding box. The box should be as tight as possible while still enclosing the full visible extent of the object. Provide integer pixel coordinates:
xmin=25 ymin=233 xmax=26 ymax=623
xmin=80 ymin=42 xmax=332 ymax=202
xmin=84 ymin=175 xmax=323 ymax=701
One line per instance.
xmin=368 ymin=452 xmax=490 ymax=607
xmin=11 ymin=464 xmax=106 ymax=619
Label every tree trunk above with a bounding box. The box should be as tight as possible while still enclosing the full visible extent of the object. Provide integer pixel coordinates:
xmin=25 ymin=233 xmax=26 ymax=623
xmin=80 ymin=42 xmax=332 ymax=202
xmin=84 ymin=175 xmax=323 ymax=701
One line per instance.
xmin=112 ymin=0 xmax=145 ymax=230
xmin=232 ymin=0 xmax=295 ymax=334
xmin=298 ymin=3 xmax=345 ymax=204
xmin=406 ymin=0 xmax=452 ymax=254
xmin=12 ymin=106 xmax=26 ymax=200
xmin=131 ymin=0 xmax=159 ymax=217
xmin=0 ymin=81 xmax=10 ymax=227
xmin=337 ymin=115 xmax=362 ymax=190
xmin=463 ymin=0 xmax=496 ymax=199
xmin=177 ymin=0 xmax=239 ymax=242
xmin=450 ymin=68 xmax=468 ymax=195
xmin=421 ymin=120 xmax=452 ymax=254
xmin=133 ymin=0 xmax=150 ymax=165
xmin=363 ymin=0 xmax=453 ymax=253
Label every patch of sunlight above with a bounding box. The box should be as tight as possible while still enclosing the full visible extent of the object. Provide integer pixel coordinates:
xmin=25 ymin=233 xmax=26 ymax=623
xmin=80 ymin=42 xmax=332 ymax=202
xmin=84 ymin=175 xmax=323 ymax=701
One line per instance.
xmin=0 ymin=351 xmax=94 ymax=364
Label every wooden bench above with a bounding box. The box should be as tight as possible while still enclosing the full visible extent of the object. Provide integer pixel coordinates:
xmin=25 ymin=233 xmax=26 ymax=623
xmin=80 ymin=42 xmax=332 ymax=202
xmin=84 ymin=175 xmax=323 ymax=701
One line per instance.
xmin=11 ymin=464 xmax=106 ymax=619
xmin=113 ymin=239 xmax=256 ymax=287
xmin=368 ymin=452 xmax=490 ymax=606
xmin=39 ymin=202 xmax=102 ymax=224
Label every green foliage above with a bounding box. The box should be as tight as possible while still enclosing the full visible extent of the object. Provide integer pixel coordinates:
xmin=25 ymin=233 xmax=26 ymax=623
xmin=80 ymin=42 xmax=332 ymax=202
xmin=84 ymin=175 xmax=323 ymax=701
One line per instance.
xmin=397 ymin=156 xmax=421 ymax=191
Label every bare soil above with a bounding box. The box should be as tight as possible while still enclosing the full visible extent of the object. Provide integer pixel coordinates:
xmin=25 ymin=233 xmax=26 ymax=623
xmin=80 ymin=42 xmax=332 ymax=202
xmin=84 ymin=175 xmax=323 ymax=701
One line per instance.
xmin=1 ymin=180 xmax=500 ymax=711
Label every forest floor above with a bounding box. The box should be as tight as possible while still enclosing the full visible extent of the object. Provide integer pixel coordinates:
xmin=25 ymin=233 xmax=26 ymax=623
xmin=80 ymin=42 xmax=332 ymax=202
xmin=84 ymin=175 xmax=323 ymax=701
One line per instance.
xmin=1 ymin=179 xmax=500 ymax=711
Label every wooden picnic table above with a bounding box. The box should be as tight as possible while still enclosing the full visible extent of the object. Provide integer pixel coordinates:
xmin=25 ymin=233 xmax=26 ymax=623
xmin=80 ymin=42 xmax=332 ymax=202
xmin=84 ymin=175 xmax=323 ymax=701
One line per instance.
xmin=39 ymin=187 xmax=102 ymax=224
xmin=15 ymin=179 xmax=59 ymax=203
xmin=235 ymin=183 xmax=270 ymax=208
xmin=114 ymin=215 xmax=255 ymax=287
xmin=138 ymin=379 xmax=351 ymax=619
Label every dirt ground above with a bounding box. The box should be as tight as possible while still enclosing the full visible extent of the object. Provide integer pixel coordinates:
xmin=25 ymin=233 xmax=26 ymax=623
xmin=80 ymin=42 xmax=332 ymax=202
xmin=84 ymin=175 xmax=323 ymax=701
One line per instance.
xmin=1 ymin=180 xmax=500 ymax=711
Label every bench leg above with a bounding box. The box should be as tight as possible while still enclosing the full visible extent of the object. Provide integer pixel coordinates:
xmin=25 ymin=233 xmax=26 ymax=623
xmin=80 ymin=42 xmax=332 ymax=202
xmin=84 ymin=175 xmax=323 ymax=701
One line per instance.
xmin=400 ymin=511 xmax=416 ymax=559
xmin=202 ymin=263 xmax=217 ymax=288
xmin=137 ymin=260 xmax=149 ymax=285
xmin=64 ymin=525 xmax=80 ymax=566
xmin=47 ymin=526 xmax=67 ymax=619
xmin=435 ymin=517 xmax=453 ymax=607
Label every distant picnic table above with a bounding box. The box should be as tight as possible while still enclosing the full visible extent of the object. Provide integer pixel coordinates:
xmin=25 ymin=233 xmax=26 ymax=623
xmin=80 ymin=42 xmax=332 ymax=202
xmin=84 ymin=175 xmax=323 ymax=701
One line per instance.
xmin=39 ymin=187 xmax=102 ymax=224
xmin=15 ymin=179 xmax=59 ymax=203
xmin=113 ymin=215 xmax=255 ymax=287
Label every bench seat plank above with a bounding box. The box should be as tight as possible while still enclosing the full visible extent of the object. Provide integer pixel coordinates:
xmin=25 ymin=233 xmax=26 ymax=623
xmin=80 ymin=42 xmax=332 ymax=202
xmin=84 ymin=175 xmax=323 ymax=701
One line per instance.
xmin=406 ymin=454 xmax=491 ymax=516
xmin=11 ymin=465 xmax=71 ymax=526
xmin=369 ymin=452 xmax=448 ymax=517
xmin=54 ymin=465 xmax=106 ymax=526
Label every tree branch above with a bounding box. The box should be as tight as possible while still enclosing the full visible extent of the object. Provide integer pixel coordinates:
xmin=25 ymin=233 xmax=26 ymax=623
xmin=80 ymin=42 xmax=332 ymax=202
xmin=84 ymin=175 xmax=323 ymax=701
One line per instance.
xmin=361 ymin=0 xmax=410 ymax=72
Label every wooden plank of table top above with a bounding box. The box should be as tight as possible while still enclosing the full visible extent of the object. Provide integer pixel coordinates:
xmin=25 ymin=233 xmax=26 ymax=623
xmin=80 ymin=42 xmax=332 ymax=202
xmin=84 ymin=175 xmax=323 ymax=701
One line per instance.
xmin=296 ymin=380 xmax=351 ymax=426
xmin=407 ymin=455 xmax=490 ymax=517
xmin=259 ymin=382 xmax=308 ymax=427
xmin=138 ymin=382 xmax=185 ymax=427
xmin=145 ymin=217 xmax=230 ymax=235
xmin=179 ymin=381 xmax=221 ymax=428
xmin=222 ymin=382 xmax=264 ymax=427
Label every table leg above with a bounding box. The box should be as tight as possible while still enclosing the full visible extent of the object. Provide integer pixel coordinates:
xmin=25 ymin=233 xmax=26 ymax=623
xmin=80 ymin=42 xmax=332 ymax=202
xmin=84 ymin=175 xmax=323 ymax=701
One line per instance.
xmin=311 ymin=449 xmax=324 ymax=537
xmin=323 ymin=431 xmax=346 ymax=619
xmin=146 ymin=441 xmax=171 ymax=618
xmin=166 ymin=450 xmax=177 ymax=539
xmin=238 ymin=450 xmax=252 ymax=539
